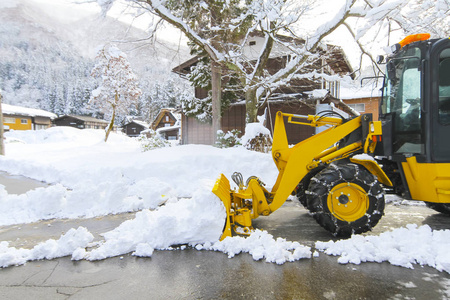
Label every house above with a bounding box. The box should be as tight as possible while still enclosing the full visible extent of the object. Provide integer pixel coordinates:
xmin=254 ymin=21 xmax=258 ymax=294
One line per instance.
xmin=53 ymin=115 xmax=110 ymax=130
xmin=151 ymin=108 xmax=181 ymax=141
xmin=173 ymin=34 xmax=355 ymax=145
xmin=2 ymin=104 xmax=56 ymax=131
xmin=340 ymin=82 xmax=382 ymax=121
xmin=122 ymin=120 xmax=150 ymax=137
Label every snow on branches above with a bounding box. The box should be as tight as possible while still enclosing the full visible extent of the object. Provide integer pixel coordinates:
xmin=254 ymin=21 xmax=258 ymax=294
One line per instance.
xmin=94 ymin=0 xmax=449 ymax=124
xmin=90 ymin=44 xmax=142 ymax=141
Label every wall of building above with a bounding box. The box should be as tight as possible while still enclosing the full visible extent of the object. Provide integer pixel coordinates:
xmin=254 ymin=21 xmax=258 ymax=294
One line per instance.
xmin=181 ymin=115 xmax=214 ymax=145
xmin=182 ymin=100 xmax=319 ymax=145
xmin=3 ymin=115 xmax=32 ymax=130
xmin=342 ymin=97 xmax=380 ymax=121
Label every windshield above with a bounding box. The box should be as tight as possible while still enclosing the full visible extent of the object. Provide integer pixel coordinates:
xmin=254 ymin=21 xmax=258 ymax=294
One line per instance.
xmin=381 ymin=46 xmax=423 ymax=154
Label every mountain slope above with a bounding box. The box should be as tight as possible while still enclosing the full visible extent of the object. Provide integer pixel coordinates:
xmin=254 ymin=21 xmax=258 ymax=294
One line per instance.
xmin=0 ymin=0 xmax=190 ymax=122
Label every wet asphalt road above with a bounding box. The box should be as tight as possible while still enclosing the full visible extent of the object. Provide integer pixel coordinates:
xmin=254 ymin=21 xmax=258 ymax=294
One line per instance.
xmin=1 ymin=172 xmax=450 ymax=299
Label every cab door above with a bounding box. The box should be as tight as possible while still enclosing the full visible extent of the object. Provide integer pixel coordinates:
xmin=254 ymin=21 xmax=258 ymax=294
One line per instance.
xmin=431 ymin=39 xmax=450 ymax=162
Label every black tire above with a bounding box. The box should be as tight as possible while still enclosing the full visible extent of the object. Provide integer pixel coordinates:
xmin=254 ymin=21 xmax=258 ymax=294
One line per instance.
xmin=295 ymin=167 xmax=325 ymax=208
xmin=425 ymin=202 xmax=450 ymax=215
xmin=306 ymin=162 xmax=385 ymax=237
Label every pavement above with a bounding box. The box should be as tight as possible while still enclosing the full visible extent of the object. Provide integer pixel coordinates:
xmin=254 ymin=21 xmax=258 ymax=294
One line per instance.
xmin=1 ymin=172 xmax=450 ymax=299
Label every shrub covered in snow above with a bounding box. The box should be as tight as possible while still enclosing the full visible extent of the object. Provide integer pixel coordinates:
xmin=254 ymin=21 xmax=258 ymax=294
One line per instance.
xmin=137 ymin=129 xmax=169 ymax=151
xmin=215 ymin=129 xmax=242 ymax=148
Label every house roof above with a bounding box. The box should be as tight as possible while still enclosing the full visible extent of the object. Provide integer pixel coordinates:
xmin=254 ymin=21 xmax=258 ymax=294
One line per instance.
xmin=151 ymin=108 xmax=181 ymax=129
xmin=123 ymin=120 xmax=150 ymax=129
xmin=2 ymin=104 xmax=57 ymax=119
xmin=172 ymin=33 xmax=354 ymax=78
xmin=54 ymin=115 xmax=110 ymax=124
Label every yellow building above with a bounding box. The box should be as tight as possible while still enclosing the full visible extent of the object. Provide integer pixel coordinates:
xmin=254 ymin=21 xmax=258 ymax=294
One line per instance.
xmin=2 ymin=104 xmax=57 ymax=131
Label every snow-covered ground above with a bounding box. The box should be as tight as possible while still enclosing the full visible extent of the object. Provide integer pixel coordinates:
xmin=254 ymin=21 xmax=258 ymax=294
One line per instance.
xmin=1 ymin=127 xmax=450 ymax=274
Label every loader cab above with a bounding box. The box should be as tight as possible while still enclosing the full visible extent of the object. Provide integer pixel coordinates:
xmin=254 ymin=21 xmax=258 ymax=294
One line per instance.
xmin=378 ymin=35 xmax=450 ymax=201
xmin=379 ymin=36 xmax=450 ymax=163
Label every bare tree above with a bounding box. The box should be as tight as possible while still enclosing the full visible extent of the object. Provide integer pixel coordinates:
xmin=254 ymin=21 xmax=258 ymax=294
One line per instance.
xmin=90 ymin=44 xmax=142 ymax=142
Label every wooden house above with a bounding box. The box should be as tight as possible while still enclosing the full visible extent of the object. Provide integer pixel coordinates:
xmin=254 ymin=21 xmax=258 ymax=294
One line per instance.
xmin=2 ymin=104 xmax=56 ymax=131
xmin=151 ymin=108 xmax=181 ymax=141
xmin=53 ymin=115 xmax=110 ymax=130
xmin=122 ymin=120 xmax=150 ymax=137
xmin=173 ymin=33 xmax=355 ymax=145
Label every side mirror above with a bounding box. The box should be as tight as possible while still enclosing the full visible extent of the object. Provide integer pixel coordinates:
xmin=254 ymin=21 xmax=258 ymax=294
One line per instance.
xmin=376 ymin=55 xmax=385 ymax=64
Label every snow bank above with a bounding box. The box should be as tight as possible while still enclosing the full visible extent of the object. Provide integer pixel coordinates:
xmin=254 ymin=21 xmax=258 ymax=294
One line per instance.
xmin=316 ymin=224 xmax=450 ymax=273
xmin=0 ymin=227 xmax=93 ymax=268
xmin=197 ymin=230 xmax=312 ymax=264
xmin=85 ymin=187 xmax=226 ymax=260
xmin=0 ymin=128 xmax=277 ymax=225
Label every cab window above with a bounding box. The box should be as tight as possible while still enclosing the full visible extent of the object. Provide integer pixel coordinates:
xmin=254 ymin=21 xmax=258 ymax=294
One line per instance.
xmin=439 ymin=49 xmax=450 ymax=125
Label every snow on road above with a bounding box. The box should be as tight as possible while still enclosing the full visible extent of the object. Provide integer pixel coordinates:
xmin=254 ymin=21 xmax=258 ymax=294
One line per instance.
xmin=1 ymin=127 xmax=450 ymax=273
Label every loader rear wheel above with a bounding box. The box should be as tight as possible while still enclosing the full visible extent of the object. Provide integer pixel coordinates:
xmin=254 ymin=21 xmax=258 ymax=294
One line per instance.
xmin=306 ymin=163 xmax=385 ymax=237
xmin=425 ymin=202 xmax=450 ymax=215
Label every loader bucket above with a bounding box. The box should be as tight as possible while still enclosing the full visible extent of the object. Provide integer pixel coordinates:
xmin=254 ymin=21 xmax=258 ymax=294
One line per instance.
xmin=212 ymin=174 xmax=233 ymax=240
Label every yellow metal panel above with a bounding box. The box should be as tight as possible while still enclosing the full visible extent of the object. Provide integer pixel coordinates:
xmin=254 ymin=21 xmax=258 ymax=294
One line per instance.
xmin=212 ymin=174 xmax=233 ymax=240
xmin=402 ymin=157 xmax=450 ymax=203
xmin=350 ymin=157 xmax=393 ymax=187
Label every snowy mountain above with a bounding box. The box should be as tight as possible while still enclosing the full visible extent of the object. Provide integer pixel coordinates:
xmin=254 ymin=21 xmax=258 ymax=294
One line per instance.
xmin=0 ymin=0 xmax=191 ymax=122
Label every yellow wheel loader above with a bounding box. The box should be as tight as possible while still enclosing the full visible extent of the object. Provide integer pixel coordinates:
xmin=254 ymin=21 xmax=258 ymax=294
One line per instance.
xmin=213 ymin=34 xmax=450 ymax=239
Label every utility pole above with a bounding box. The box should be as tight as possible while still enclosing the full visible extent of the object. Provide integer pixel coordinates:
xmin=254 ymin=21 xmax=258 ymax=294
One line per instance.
xmin=0 ymin=92 xmax=4 ymax=155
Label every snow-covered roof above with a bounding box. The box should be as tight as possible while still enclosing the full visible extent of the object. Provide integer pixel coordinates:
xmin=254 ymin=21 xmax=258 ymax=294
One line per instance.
xmin=340 ymin=85 xmax=382 ymax=100
xmin=152 ymin=108 xmax=181 ymax=129
xmin=54 ymin=115 xmax=110 ymax=124
xmin=156 ymin=125 xmax=181 ymax=134
xmin=2 ymin=104 xmax=57 ymax=119
xmin=125 ymin=120 xmax=150 ymax=129
xmin=339 ymin=76 xmax=382 ymax=100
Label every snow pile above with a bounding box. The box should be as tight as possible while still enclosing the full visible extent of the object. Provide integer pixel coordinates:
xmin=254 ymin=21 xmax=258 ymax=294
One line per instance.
xmin=0 ymin=128 xmax=276 ymax=225
xmin=197 ymin=230 xmax=312 ymax=264
xmin=316 ymin=224 xmax=450 ymax=273
xmin=0 ymin=227 xmax=93 ymax=268
xmin=85 ymin=187 xmax=226 ymax=260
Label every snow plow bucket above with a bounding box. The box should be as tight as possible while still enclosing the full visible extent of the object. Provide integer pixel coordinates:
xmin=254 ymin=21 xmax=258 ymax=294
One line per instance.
xmin=212 ymin=173 xmax=271 ymax=241
xmin=212 ymin=174 xmax=233 ymax=240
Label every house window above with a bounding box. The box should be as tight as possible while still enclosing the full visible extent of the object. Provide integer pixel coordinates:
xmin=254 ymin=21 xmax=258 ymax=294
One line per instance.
xmin=164 ymin=123 xmax=171 ymax=127
xmin=249 ymin=41 xmax=256 ymax=46
xmin=4 ymin=117 xmax=15 ymax=124
xmin=348 ymin=103 xmax=365 ymax=112
xmin=21 ymin=119 xmax=28 ymax=124
xmin=165 ymin=116 xmax=170 ymax=122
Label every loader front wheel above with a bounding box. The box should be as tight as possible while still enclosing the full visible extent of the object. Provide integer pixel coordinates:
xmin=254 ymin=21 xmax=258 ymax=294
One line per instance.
xmin=306 ymin=163 xmax=385 ymax=237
